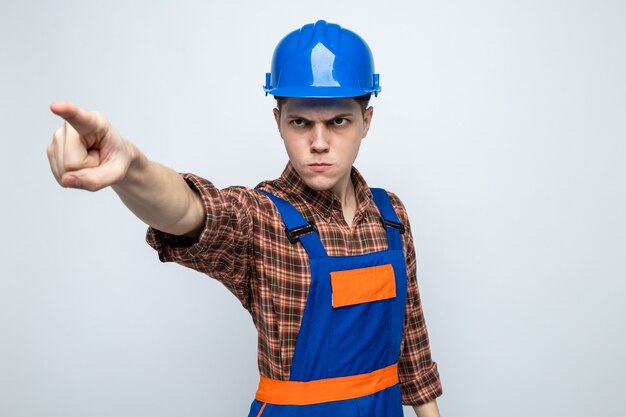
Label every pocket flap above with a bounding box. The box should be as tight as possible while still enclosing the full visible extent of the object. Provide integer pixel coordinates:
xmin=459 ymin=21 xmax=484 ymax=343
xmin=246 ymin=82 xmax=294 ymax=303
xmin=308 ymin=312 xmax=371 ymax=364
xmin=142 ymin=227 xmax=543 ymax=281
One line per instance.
xmin=330 ymin=264 xmax=396 ymax=308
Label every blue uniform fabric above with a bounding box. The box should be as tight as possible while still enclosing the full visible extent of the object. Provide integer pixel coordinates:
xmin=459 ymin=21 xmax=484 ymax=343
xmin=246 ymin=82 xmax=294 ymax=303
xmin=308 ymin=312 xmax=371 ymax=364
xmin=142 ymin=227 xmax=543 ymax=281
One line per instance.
xmin=248 ymin=189 xmax=408 ymax=417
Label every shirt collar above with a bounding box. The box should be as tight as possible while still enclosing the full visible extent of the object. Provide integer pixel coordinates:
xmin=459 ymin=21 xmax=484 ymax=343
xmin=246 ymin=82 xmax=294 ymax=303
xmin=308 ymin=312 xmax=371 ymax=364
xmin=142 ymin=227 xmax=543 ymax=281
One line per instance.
xmin=271 ymin=162 xmax=374 ymax=218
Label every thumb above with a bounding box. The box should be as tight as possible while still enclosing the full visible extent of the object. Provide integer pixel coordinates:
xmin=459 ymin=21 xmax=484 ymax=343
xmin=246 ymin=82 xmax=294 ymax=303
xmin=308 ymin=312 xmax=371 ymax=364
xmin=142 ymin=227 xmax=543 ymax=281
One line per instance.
xmin=61 ymin=159 xmax=127 ymax=192
xmin=50 ymin=102 xmax=108 ymax=137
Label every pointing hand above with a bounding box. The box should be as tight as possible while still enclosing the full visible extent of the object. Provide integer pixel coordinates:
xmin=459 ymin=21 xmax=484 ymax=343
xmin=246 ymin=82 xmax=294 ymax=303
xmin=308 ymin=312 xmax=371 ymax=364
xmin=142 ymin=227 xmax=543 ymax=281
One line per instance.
xmin=47 ymin=102 xmax=134 ymax=191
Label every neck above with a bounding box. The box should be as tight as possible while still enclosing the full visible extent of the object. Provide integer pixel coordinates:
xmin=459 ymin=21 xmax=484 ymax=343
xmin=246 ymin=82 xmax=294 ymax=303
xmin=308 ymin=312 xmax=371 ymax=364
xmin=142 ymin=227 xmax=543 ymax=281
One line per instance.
xmin=331 ymin=170 xmax=357 ymax=228
xmin=331 ymin=170 xmax=356 ymax=209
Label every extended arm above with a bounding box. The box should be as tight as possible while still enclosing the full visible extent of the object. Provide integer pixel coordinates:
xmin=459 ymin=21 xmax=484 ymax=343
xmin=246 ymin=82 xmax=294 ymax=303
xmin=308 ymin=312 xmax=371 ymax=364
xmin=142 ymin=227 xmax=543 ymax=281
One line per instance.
xmin=47 ymin=102 xmax=204 ymax=237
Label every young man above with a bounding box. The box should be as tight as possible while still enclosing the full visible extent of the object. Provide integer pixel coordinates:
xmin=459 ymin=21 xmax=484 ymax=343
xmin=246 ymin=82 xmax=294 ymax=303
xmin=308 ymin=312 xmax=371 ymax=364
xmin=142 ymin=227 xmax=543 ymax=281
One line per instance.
xmin=47 ymin=20 xmax=442 ymax=417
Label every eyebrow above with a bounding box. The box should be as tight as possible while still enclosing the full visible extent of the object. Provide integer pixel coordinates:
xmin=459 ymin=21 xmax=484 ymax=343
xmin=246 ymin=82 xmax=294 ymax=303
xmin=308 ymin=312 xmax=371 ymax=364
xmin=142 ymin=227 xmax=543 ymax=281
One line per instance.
xmin=284 ymin=112 xmax=355 ymax=120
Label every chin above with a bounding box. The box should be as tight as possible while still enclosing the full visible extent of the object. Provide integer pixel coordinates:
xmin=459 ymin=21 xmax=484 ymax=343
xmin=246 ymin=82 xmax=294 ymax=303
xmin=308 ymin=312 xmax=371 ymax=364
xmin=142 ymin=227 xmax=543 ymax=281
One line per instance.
xmin=302 ymin=176 xmax=336 ymax=192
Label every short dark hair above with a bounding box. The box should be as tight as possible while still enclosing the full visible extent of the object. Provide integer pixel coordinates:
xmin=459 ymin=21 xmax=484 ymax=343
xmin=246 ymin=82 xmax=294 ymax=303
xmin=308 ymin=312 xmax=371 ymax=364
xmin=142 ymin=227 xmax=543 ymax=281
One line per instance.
xmin=275 ymin=93 xmax=371 ymax=114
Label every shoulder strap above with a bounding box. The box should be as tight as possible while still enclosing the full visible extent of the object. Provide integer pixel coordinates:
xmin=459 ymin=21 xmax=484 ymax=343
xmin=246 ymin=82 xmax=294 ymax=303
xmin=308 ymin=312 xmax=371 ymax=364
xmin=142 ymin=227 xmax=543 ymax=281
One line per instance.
xmin=259 ymin=190 xmax=327 ymax=259
xmin=370 ymin=188 xmax=404 ymax=251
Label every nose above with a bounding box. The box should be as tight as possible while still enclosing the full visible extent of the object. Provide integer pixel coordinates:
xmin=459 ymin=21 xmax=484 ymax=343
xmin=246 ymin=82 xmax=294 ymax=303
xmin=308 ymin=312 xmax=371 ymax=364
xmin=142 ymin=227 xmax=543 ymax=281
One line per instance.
xmin=311 ymin=123 xmax=330 ymax=153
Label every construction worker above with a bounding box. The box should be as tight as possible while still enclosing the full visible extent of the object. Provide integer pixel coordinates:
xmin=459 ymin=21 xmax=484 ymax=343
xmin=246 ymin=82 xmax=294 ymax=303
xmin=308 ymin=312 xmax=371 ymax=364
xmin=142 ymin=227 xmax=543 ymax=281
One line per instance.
xmin=46 ymin=20 xmax=442 ymax=417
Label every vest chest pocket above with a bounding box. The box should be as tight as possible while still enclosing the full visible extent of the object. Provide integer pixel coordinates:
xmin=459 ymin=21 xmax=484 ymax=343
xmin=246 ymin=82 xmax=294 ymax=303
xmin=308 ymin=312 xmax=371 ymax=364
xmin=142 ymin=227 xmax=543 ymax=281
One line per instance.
xmin=330 ymin=264 xmax=397 ymax=308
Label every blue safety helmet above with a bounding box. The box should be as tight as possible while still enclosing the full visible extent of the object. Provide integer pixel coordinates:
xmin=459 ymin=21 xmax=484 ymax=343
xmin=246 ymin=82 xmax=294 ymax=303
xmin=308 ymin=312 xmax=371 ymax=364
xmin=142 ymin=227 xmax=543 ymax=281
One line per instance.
xmin=264 ymin=20 xmax=381 ymax=98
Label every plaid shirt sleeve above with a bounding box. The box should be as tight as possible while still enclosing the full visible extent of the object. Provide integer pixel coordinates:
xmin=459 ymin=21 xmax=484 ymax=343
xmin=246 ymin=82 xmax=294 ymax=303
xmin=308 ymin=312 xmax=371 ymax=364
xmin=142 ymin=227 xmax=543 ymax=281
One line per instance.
xmin=145 ymin=173 xmax=255 ymax=310
xmin=389 ymin=192 xmax=443 ymax=406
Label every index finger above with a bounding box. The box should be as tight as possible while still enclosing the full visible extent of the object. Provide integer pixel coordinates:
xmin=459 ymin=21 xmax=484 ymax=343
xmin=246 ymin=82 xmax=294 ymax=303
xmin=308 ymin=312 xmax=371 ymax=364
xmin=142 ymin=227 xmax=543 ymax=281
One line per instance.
xmin=50 ymin=102 xmax=106 ymax=136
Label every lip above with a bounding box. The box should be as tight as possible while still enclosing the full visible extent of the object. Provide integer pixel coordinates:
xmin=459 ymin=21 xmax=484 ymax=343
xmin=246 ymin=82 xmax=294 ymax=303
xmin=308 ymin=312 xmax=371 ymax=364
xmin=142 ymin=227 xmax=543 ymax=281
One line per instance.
xmin=308 ymin=163 xmax=332 ymax=173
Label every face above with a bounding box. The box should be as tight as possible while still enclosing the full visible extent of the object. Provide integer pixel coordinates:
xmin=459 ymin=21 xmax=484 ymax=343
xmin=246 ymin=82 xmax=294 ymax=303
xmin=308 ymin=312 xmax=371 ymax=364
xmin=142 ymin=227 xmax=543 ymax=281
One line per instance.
xmin=273 ymin=98 xmax=373 ymax=196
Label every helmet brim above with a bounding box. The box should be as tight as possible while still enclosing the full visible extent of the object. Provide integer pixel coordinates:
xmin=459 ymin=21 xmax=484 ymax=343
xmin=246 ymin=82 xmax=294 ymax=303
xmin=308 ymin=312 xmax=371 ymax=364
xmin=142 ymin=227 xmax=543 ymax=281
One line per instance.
xmin=265 ymin=86 xmax=380 ymax=98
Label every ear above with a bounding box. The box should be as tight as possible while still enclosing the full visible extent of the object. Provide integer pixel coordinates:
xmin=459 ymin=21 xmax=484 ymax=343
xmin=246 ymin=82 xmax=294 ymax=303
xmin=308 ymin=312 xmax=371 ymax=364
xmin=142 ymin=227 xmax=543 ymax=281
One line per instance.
xmin=361 ymin=106 xmax=374 ymax=139
xmin=273 ymin=108 xmax=282 ymax=136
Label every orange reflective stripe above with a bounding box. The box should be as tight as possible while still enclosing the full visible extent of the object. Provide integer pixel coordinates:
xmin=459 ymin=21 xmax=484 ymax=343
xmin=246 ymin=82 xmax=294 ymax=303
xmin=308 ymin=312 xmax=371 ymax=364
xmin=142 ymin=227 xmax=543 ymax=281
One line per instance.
xmin=330 ymin=264 xmax=396 ymax=308
xmin=255 ymin=363 xmax=398 ymax=405
xmin=255 ymin=403 xmax=267 ymax=417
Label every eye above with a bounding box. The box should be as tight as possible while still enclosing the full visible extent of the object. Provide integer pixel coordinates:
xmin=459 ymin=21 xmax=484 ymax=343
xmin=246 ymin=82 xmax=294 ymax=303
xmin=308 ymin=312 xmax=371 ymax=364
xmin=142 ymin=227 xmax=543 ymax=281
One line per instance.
xmin=290 ymin=119 xmax=307 ymax=127
xmin=333 ymin=117 xmax=348 ymax=126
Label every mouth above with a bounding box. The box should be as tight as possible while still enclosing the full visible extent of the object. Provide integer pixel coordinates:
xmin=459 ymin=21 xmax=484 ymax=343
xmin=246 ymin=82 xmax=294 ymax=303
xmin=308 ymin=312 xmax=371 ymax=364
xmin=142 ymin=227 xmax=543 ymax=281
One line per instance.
xmin=307 ymin=162 xmax=333 ymax=172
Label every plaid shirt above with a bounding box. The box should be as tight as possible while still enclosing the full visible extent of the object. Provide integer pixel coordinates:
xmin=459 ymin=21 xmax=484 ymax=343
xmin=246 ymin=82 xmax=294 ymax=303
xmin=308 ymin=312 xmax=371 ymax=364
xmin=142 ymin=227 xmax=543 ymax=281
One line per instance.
xmin=146 ymin=162 xmax=442 ymax=406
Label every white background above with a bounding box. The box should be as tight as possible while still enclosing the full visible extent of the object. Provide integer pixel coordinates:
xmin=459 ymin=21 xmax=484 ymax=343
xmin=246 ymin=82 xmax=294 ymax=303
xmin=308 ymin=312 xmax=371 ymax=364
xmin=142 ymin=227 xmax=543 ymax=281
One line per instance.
xmin=1 ymin=1 xmax=625 ymax=416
